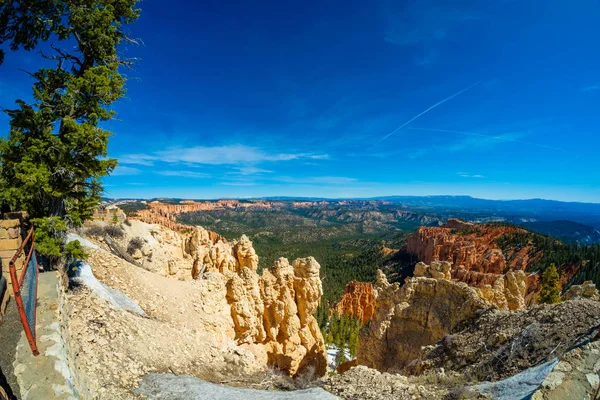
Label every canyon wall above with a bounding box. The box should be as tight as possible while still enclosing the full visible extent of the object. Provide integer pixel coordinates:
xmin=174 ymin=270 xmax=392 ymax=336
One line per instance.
xmin=405 ymin=219 xmax=549 ymax=306
xmin=406 ymin=219 xmax=537 ymax=272
xmin=357 ymin=269 xmax=490 ymax=372
xmin=184 ymin=228 xmax=328 ymax=377
xmin=413 ymin=261 xmax=526 ymax=310
xmin=333 ymin=281 xmax=376 ymax=324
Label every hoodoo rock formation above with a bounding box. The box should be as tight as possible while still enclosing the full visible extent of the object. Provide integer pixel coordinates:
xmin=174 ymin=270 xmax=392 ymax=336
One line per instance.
xmin=184 ymin=227 xmax=328 ymax=377
xmin=260 ymin=257 xmax=327 ymax=376
xmin=333 ymin=281 xmax=376 ymax=323
xmin=183 ymin=227 xmax=255 ymax=277
xmin=357 ymin=270 xmax=490 ymax=372
xmin=405 ymin=219 xmax=552 ymax=307
xmin=406 ymin=219 xmax=534 ymax=272
xmin=411 ymin=261 xmax=527 ymax=310
xmin=562 ymin=280 xmax=600 ymax=301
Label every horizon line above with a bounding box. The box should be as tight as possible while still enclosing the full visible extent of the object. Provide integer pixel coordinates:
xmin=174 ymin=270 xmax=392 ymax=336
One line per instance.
xmin=105 ymin=194 xmax=600 ymax=205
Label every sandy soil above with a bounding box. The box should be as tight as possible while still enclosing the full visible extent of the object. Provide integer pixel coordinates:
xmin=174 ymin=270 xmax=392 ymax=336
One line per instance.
xmin=67 ymin=237 xmax=266 ymax=399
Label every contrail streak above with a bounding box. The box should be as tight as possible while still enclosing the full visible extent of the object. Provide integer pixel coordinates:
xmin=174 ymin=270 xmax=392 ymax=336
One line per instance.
xmin=377 ymin=81 xmax=481 ymax=144
xmin=408 ymin=127 xmax=566 ymax=153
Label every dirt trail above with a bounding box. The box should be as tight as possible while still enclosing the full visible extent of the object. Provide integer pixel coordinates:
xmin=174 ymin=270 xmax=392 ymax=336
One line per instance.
xmin=0 ymin=300 xmax=20 ymax=400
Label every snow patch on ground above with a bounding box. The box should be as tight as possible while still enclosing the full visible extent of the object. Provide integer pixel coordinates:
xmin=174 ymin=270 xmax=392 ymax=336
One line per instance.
xmin=65 ymin=233 xmax=102 ymax=250
xmin=472 ymin=358 xmax=559 ymax=400
xmin=326 ymin=344 xmax=352 ymax=371
xmin=70 ymin=261 xmax=145 ymax=315
xmin=133 ymin=373 xmax=339 ymax=399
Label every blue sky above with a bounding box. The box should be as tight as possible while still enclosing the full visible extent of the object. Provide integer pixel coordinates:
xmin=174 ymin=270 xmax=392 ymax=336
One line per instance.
xmin=1 ymin=0 xmax=600 ymax=201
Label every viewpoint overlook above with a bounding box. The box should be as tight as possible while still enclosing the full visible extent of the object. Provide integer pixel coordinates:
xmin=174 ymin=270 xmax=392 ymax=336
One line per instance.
xmin=1 ymin=0 xmax=600 ymax=399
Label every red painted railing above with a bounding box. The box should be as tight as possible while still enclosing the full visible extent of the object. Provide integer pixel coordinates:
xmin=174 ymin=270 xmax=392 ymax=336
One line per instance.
xmin=9 ymin=227 xmax=39 ymax=356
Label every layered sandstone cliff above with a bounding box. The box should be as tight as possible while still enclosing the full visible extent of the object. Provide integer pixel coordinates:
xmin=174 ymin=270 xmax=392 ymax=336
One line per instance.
xmin=412 ymin=260 xmax=527 ymax=310
xmin=333 ymin=281 xmax=376 ymax=324
xmin=405 ymin=219 xmax=557 ymax=306
xmin=406 ymin=219 xmax=536 ymax=272
xmin=183 ymin=227 xmax=328 ymax=377
xmin=357 ymin=270 xmax=490 ymax=372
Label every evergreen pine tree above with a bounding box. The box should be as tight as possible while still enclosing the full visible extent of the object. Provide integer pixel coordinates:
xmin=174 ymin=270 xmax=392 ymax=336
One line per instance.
xmin=336 ymin=342 xmax=347 ymax=366
xmin=0 ymin=0 xmax=140 ymax=261
xmin=539 ymin=263 xmax=561 ymax=304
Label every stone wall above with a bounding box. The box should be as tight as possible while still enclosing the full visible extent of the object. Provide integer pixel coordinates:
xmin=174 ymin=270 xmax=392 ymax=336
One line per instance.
xmin=0 ymin=213 xmax=27 ymax=320
xmin=12 ymin=271 xmax=79 ymax=399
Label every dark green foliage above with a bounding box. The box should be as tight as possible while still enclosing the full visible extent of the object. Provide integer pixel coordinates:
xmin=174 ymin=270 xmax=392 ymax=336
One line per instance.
xmin=494 ymin=230 xmax=600 ymax=289
xmin=335 ymin=342 xmax=347 ymax=365
xmin=127 ymin=236 xmax=144 ymax=255
xmin=539 ymin=264 xmax=561 ymax=304
xmin=0 ymin=0 xmax=140 ymax=259
xmin=326 ymin=312 xmax=362 ymax=359
xmin=64 ymin=240 xmax=88 ymax=262
xmin=119 ymin=202 xmax=150 ymax=215
xmin=31 ymin=216 xmax=67 ymax=259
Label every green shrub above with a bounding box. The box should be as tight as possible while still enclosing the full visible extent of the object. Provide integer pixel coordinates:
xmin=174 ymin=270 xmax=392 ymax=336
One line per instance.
xmin=32 ymin=217 xmax=67 ymax=259
xmin=539 ymin=264 xmax=561 ymax=304
xmin=65 ymin=240 xmax=88 ymax=262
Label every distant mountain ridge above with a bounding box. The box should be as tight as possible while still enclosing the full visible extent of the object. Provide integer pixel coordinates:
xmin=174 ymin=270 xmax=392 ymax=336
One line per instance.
xmin=109 ymin=195 xmax=600 ymax=243
xmin=523 ymin=220 xmax=600 ymax=245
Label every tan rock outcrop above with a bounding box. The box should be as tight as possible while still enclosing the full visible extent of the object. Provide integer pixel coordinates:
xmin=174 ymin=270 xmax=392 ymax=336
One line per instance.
xmin=357 ymin=270 xmax=490 ymax=372
xmin=85 ymin=219 xmax=328 ymax=378
xmin=181 ymin=229 xmax=327 ymax=377
xmin=411 ymin=260 xmax=526 ymax=311
xmin=233 ymin=235 xmax=259 ymax=271
xmin=404 ymin=220 xmax=580 ymax=307
xmin=333 ymin=281 xmax=376 ymax=324
xmin=184 ymin=227 xmax=238 ymax=276
xmin=532 ymin=340 xmax=600 ymax=400
xmin=406 ymin=225 xmax=511 ymax=273
xmin=258 ymin=257 xmax=327 ymax=377
xmin=562 ymin=281 xmax=600 ymax=301
xmin=226 ymin=268 xmax=266 ymax=344
xmin=413 ymin=261 xmax=452 ymax=280
xmin=461 ymin=268 xmax=527 ymax=310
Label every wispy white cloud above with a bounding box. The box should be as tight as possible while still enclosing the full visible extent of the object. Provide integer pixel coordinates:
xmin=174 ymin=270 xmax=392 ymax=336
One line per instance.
xmin=221 ymin=181 xmax=258 ymax=186
xmin=276 ymin=176 xmax=357 ymax=185
xmin=237 ymin=166 xmax=272 ymax=175
xmin=582 ymin=84 xmax=600 ymax=93
xmin=458 ymin=172 xmax=485 ymax=179
xmin=119 ymin=144 xmax=328 ymax=166
xmin=118 ymin=154 xmax=155 ymax=166
xmin=157 ymin=171 xmax=211 ymax=178
xmin=111 ymin=166 xmax=141 ymax=176
xmin=222 ymin=175 xmax=357 ymax=186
